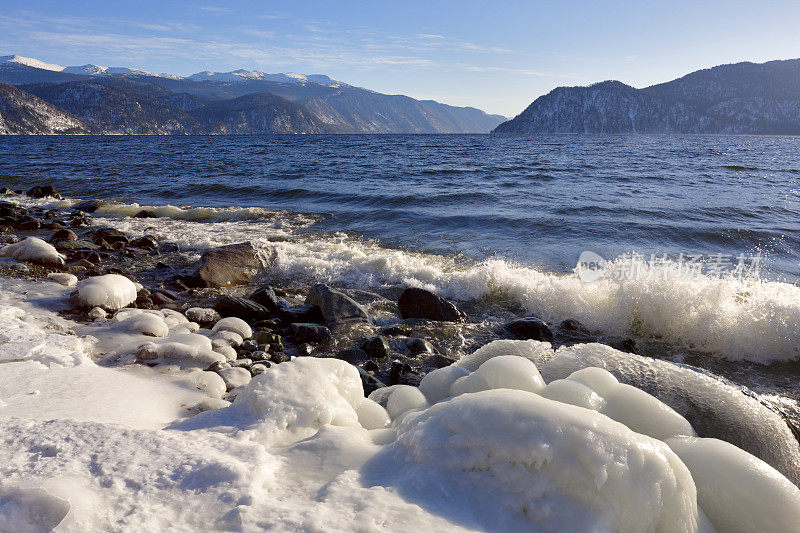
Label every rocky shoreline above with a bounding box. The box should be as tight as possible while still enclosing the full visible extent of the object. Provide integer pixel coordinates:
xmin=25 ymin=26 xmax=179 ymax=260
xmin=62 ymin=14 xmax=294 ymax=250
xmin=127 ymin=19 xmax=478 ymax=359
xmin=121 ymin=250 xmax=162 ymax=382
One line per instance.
xmin=0 ymin=184 xmax=643 ymax=401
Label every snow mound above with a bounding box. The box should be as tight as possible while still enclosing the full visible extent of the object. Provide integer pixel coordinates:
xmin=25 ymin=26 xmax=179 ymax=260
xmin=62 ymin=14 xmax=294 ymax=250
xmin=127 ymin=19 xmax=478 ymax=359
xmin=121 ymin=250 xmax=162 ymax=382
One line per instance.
xmin=175 ymin=357 xmax=388 ymax=444
xmin=0 ymin=237 xmax=64 ymax=266
xmin=0 ymin=305 xmax=89 ymax=367
xmin=450 ymin=355 xmax=545 ymax=396
xmin=74 ymin=274 xmax=137 ymax=311
xmin=366 ymin=389 xmax=700 ymax=531
xmin=136 ymin=334 xmax=225 ymax=368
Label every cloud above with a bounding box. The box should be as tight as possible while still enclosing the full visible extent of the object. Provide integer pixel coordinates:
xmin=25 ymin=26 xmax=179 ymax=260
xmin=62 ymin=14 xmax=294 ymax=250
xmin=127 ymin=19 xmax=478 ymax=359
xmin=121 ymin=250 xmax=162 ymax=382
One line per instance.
xmin=198 ymin=6 xmax=233 ymax=14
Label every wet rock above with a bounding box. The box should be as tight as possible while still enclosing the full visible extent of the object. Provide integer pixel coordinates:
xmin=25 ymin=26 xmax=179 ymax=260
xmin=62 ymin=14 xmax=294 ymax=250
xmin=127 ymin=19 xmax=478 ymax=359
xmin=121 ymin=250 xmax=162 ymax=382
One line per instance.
xmin=160 ymin=242 xmax=180 ymax=253
xmin=151 ymin=292 xmax=174 ymax=306
xmin=398 ymin=287 xmax=464 ymax=322
xmin=406 ymin=337 xmax=435 ymax=355
xmin=560 ymin=318 xmax=591 ymax=335
xmin=129 ymin=235 xmax=159 ymax=250
xmin=16 ymin=217 xmax=42 ymax=231
xmin=336 ymin=347 xmax=370 ymax=364
xmin=250 ymin=285 xmax=282 ymax=312
xmin=240 ymin=339 xmax=258 ymax=353
xmin=0 ymin=202 xmax=24 ymax=218
xmin=358 ymin=368 xmax=386 ymax=396
xmin=305 ymin=283 xmax=372 ymax=330
xmin=269 ymin=352 xmax=290 ymax=364
xmin=69 ymin=215 xmax=91 ymax=227
xmin=362 ymin=336 xmax=390 ymax=359
xmin=72 ymin=199 xmax=106 ymax=213
xmin=280 ymin=304 xmax=324 ymax=324
xmin=505 ymin=317 xmax=554 ymax=341
xmin=43 ymin=209 xmax=59 ymax=220
xmin=231 ymin=358 xmax=253 ymax=368
xmin=290 ymin=323 xmax=334 ymax=344
xmin=188 ymin=242 xmax=261 ymax=288
xmin=425 ymin=353 xmax=456 ymax=369
xmin=134 ymin=209 xmax=158 ymax=218
xmin=92 ymin=227 xmax=129 ymax=245
xmin=26 ymin=185 xmax=60 ymax=199
xmin=0 ymin=187 xmax=12 ymax=195
xmin=621 ymin=338 xmax=637 ymax=353
xmin=213 ymin=295 xmax=270 ymax=320
xmin=381 ymin=324 xmax=413 ymax=337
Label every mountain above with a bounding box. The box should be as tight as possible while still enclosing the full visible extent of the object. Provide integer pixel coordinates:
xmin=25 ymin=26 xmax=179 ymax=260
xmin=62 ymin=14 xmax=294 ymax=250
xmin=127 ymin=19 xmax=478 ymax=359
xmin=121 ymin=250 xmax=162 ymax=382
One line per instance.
xmin=494 ymin=58 xmax=800 ymax=134
xmin=0 ymin=54 xmax=505 ymax=134
xmin=194 ymin=92 xmax=331 ymax=134
xmin=0 ymin=83 xmax=92 ymax=134
xmin=21 ymin=78 xmax=205 ymax=134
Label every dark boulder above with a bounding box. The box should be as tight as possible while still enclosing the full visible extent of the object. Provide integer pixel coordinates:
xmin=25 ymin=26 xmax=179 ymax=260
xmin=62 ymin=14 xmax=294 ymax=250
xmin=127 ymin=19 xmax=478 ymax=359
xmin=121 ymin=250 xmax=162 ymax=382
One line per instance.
xmin=72 ymin=199 xmax=106 ymax=213
xmin=48 ymin=229 xmax=78 ymax=244
xmin=336 ymin=347 xmax=371 ymax=365
xmin=398 ymin=287 xmax=464 ymax=322
xmin=250 ymin=285 xmax=283 ymax=312
xmin=26 ymin=185 xmax=60 ymax=199
xmin=188 ymin=242 xmax=261 ymax=288
xmin=92 ymin=227 xmax=129 ymax=245
xmin=290 ymin=323 xmax=334 ymax=344
xmin=362 ymin=336 xmax=390 ymax=359
xmin=213 ymin=295 xmax=270 ymax=320
xmin=505 ymin=317 xmax=554 ymax=341
xmin=129 ymin=235 xmax=159 ymax=250
xmin=406 ymin=337 xmax=435 ymax=355
xmin=305 ymin=283 xmax=372 ymax=330
xmin=134 ymin=209 xmax=158 ymax=218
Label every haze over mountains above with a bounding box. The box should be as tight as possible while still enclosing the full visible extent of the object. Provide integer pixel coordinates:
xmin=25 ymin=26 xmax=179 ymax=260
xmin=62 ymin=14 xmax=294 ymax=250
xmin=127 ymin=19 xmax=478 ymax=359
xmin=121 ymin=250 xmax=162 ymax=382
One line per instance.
xmin=0 ymin=55 xmax=506 ymax=134
xmin=494 ymin=58 xmax=800 ymax=134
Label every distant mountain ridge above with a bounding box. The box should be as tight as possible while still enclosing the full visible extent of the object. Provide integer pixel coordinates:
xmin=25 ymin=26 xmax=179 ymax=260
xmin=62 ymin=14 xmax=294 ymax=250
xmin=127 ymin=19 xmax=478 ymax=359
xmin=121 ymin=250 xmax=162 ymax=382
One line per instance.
xmin=493 ymin=58 xmax=800 ymax=134
xmin=0 ymin=54 xmax=505 ymax=134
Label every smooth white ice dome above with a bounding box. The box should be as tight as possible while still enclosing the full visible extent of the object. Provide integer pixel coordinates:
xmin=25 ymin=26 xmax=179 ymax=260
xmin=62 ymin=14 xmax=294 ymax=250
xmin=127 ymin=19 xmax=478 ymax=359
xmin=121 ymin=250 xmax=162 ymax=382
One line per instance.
xmin=212 ymin=317 xmax=252 ymax=340
xmin=75 ymin=274 xmax=138 ymax=311
xmin=0 ymin=237 xmax=65 ymax=266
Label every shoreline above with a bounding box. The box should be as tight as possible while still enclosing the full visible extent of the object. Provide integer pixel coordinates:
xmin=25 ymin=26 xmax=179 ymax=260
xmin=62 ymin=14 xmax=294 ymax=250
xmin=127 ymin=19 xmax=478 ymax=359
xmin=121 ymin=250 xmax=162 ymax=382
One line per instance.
xmin=2 ymin=185 xmax=800 ymax=529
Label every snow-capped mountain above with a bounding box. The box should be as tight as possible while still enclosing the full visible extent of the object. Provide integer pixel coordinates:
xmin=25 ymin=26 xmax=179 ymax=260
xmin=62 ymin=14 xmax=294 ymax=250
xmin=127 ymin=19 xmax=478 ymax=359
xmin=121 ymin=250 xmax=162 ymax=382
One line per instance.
xmin=0 ymin=54 xmax=506 ymax=134
xmin=188 ymin=70 xmax=344 ymax=87
xmin=0 ymin=55 xmax=182 ymax=80
xmin=1 ymin=55 xmax=343 ymax=87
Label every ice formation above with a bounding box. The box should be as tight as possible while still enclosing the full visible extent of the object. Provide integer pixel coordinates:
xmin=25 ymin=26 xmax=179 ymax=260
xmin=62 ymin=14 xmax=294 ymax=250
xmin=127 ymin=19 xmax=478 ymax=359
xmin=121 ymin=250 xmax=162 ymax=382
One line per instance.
xmin=458 ymin=339 xmax=800 ymax=484
xmin=45 ymin=272 xmax=77 ymax=287
xmin=73 ymin=274 xmax=138 ymax=311
xmin=0 ymin=237 xmax=65 ymax=266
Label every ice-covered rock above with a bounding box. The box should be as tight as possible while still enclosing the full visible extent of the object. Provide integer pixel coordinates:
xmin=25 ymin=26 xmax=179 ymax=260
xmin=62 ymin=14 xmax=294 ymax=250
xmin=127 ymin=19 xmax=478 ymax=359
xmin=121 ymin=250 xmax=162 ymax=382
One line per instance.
xmin=73 ymin=274 xmax=137 ymax=311
xmin=457 ymin=339 xmax=800 ymax=484
xmin=0 ymin=237 xmax=64 ymax=266
xmin=185 ymin=307 xmax=221 ymax=325
xmin=212 ymin=316 xmax=252 ymax=340
xmin=364 ymin=389 xmax=700 ymax=531
xmin=135 ymin=334 xmax=225 ymax=368
xmin=190 ymin=370 xmax=226 ymax=399
xmin=667 ymin=436 xmax=800 ymax=532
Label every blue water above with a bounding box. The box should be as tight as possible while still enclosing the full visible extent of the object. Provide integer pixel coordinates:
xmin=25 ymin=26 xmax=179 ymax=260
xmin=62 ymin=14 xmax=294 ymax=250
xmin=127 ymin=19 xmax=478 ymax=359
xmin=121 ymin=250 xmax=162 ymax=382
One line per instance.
xmin=2 ymin=134 xmax=799 ymax=279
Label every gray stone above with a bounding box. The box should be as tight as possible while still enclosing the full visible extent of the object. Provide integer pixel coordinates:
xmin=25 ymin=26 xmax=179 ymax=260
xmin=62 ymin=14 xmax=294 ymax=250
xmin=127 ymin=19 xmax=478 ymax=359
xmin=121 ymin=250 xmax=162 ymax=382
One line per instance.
xmin=305 ymin=283 xmax=372 ymax=330
xmin=188 ymin=242 xmax=261 ymax=288
xmin=72 ymin=199 xmax=106 ymax=213
xmin=406 ymin=338 xmax=435 ymax=355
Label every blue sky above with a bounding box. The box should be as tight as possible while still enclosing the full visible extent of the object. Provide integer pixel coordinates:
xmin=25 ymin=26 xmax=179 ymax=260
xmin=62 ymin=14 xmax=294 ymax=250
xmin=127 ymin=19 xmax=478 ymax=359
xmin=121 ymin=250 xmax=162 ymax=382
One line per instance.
xmin=2 ymin=1 xmax=800 ymax=116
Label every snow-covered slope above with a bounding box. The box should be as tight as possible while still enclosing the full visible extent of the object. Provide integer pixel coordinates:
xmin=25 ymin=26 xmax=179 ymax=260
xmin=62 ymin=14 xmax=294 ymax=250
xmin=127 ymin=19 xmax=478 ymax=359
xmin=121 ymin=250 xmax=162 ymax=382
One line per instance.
xmin=0 ymin=83 xmax=92 ymax=134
